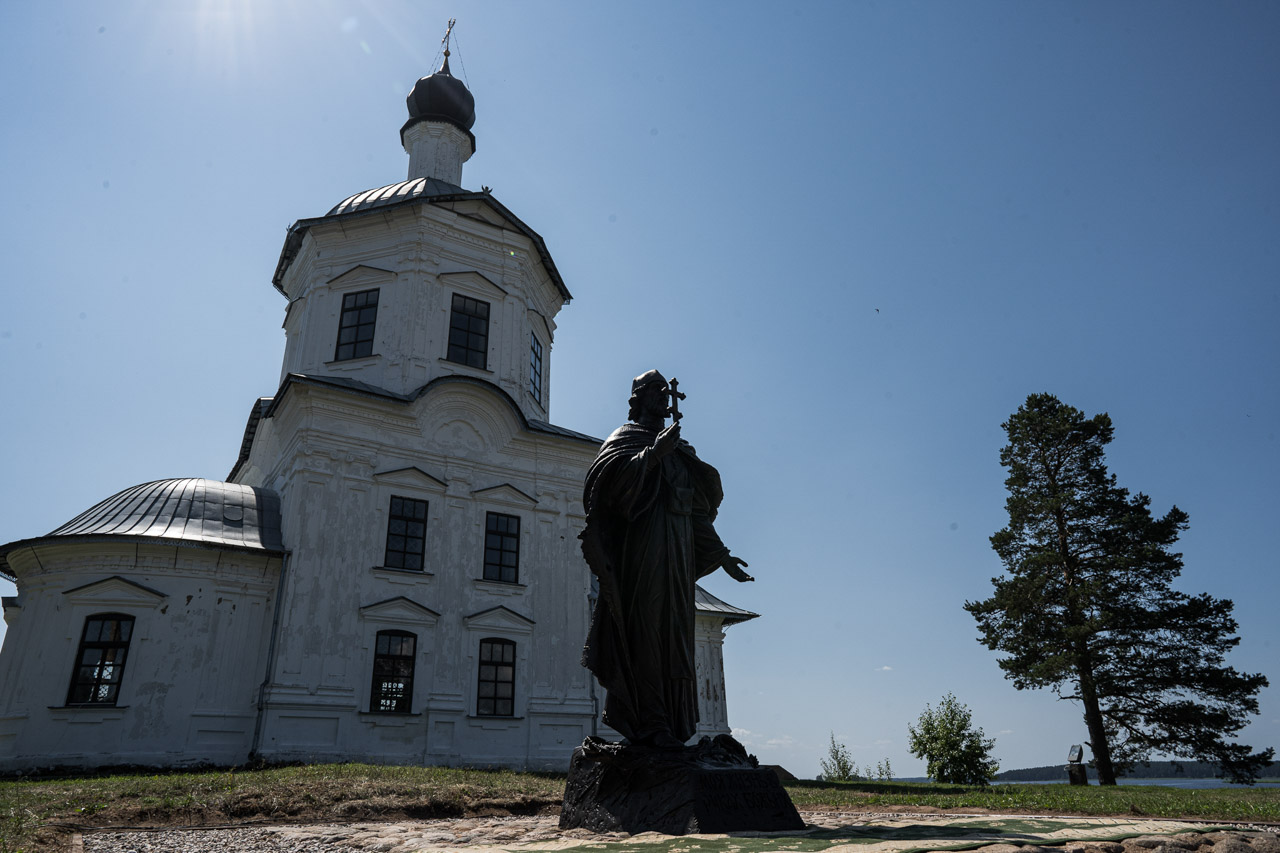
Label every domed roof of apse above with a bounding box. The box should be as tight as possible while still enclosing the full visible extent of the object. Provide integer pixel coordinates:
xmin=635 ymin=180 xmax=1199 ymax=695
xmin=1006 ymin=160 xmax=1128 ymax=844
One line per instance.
xmin=0 ymin=479 xmax=284 ymax=579
xmin=403 ymin=54 xmax=476 ymax=139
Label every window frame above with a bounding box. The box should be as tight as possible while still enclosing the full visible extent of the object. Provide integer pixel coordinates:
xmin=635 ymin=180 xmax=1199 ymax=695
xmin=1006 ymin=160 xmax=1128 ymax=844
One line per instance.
xmin=369 ymin=629 xmax=417 ymax=713
xmin=446 ymin=293 xmax=490 ymax=369
xmin=334 ymin=288 xmax=380 ymax=361
xmin=483 ymin=512 xmax=521 ymax=584
xmin=476 ymin=637 xmax=516 ymax=717
xmin=383 ymin=495 xmax=428 ymax=571
xmin=65 ymin=613 xmax=135 ymax=706
xmin=529 ymin=332 xmax=544 ymax=403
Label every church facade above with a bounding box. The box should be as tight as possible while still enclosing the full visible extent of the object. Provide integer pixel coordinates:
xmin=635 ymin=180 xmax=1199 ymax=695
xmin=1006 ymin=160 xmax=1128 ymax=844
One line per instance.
xmin=0 ymin=57 xmax=755 ymax=773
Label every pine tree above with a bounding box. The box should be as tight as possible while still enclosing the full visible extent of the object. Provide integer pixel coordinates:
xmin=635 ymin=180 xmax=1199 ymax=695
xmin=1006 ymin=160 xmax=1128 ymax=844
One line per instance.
xmin=965 ymin=394 xmax=1272 ymax=785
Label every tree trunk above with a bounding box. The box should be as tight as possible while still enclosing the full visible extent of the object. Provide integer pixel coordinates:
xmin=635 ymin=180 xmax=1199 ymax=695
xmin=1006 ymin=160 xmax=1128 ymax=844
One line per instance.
xmin=1077 ymin=657 xmax=1117 ymax=785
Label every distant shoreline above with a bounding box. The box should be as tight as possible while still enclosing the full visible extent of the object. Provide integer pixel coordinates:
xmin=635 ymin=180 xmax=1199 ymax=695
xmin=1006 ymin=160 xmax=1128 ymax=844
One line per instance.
xmin=992 ymin=759 xmax=1280 ymax=784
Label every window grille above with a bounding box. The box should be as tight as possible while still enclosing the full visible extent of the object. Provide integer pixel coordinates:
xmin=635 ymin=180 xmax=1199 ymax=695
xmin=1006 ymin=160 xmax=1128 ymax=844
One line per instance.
xmin=477 ymin=638 xmax=515 ymax=717
xmin=384 ymin=496 xmax=427 ymax=570
xmin=447 ymin=293 xmax=489 ymax=369
xmin=370 ymin=630 xmax=416 ymax=713
xmin=66 ymin=614 xmax=134 ymax=705
xmin=334 ymin=289 xmax=379 ymax=361
xmin=483 ymin=512 xmax=520 ymax=583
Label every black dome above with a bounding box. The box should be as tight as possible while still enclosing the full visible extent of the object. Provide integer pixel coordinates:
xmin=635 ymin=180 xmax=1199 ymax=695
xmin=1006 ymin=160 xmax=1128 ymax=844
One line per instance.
xmin=405 ymin=55 xmax=475 ymax=133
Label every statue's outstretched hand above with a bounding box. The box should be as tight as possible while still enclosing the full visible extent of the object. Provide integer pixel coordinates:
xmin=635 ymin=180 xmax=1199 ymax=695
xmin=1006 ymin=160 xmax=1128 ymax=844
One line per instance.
xmin=652 ymin=423 xmax=681 ymax=458
xmin=721 ymin=555 xmax=754 ymax=582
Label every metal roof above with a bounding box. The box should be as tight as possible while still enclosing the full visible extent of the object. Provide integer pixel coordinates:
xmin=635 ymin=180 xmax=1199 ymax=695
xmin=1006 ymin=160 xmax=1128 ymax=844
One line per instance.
xmin=0 ymin=479 xmax=284 ymax=579
xmin=327 ymin=176 xmax=468 ymax=217
xmin=694 ymin=584 xmax=760 ymax=625
xmin=273 ymin=180 xmax=571 ymax=303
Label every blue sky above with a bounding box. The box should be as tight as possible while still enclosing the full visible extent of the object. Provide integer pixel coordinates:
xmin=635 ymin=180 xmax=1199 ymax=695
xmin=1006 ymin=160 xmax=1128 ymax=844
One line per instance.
xmin=1 ymin=1 xmax=1276 ymax=779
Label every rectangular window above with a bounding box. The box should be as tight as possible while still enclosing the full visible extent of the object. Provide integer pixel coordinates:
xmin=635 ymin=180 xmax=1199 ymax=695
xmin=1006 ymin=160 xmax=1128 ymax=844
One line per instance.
xmin=384 ymin=496 xmax=427 ymax=570
xmin=370 ymin=630 xmax=416 ymax=713
xmin=334 ymin=288 xmax=379 ymax=361
xmin=447 ymin=293 xmax=490 ymax=369
xmin=477 ymin=638 xmax=515 ymax=717
xmin=66 ymin=614 xmax=134 ymax=706
xmin=529 ymin=333 xmax=543 ymax=402
xmin=483 ymin=512 xmax=520 ymax=583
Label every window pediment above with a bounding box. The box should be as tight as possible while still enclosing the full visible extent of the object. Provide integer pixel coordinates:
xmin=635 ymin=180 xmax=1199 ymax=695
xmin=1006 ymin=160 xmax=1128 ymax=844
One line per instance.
xmin=360 ymin=596 xmax=440 ymax=625
xmin=62 ymin=576 xmax=166 ymax=608
xmin=328 ymin=264 xmax=396 ymax=287
xmin=463 ymin=605 xmax=534 ymax=634
xmin=373 ymin=466 xmax=448 ymax=491
xmin=439 ymin=270 xmax=507 ymax=298
xmin=471 ymin=483 xmax=537 ymax=506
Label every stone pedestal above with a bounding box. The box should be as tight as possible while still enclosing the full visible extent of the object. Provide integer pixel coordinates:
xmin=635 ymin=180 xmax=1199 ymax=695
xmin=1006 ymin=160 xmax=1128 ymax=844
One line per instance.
xmin=559 ymin=735 xmax=805 ymax=835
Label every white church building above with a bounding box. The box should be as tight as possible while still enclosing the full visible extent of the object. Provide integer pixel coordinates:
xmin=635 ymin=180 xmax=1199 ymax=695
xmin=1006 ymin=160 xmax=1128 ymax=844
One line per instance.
xmin=0 ymin=55 xmax=756 ymax=773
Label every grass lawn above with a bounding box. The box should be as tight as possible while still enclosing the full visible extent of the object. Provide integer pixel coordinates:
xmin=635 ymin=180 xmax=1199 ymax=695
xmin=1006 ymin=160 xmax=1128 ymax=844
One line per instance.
xmin=2 ymin=765 xmax=1278 ymax=852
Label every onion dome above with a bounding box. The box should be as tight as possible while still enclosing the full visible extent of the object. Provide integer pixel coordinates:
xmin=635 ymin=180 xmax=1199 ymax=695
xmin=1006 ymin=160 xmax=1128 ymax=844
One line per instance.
xmin=403 ymin=54 xmax=476 ymax=143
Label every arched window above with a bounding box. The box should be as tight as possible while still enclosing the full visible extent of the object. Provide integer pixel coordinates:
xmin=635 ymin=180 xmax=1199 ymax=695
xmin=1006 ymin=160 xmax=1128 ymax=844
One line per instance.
xmin=370 ymin=630 xmax=416 ymax=713
xmin=477 ymin=638 xmax=516 ymax=717
xmin=66 ymin=613 xmax=135 ymax=706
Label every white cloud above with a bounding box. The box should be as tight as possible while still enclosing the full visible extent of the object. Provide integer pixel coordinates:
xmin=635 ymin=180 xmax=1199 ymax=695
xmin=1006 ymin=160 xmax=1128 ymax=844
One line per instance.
xmin=998 ymin=729 xmax=1014 ymax=735
xmin=876 ymin=665 xmax=893 ymax=671
xmin=765 ymin=734 xmax=796 ymax=748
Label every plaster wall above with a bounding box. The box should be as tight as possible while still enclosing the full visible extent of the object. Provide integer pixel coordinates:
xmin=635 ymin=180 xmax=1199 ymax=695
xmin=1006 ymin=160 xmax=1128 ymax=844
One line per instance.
xmin=247 ymin=380 xmax=598 ymax=769
xmin=0 ymin=543 xmax=280 ymax=771
xmin=276 ymin=203 xmax=561 ymax=422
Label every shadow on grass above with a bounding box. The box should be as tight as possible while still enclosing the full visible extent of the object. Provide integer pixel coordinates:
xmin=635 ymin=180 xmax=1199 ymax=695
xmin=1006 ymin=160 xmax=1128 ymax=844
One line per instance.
xmin=589 ymin=822 xmax=1035 ymax=853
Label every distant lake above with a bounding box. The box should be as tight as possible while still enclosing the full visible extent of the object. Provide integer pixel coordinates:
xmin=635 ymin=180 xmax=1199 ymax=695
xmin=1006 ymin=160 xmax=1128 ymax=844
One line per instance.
xmin=1003 ymin=778 xmax=1280 ymax=789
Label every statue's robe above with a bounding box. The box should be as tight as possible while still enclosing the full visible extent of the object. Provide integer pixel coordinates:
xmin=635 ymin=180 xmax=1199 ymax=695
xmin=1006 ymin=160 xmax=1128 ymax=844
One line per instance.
xmin=579 ymin=422 xmax=730 ymax=744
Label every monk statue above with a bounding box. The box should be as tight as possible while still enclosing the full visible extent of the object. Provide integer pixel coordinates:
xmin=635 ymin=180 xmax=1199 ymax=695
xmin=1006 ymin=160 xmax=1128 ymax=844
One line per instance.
xmin=578 ymin=369 xmax=753 ymax=750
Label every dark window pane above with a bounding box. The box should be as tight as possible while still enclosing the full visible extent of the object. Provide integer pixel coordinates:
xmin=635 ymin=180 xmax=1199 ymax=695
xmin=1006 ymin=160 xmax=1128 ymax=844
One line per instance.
xmin=446 ymin=294 xmax=489 ymax=369
xmin=370 ymin=630 xmax=416 ymax=713
xmin=384 ymin=496 xmax=428 ymax=571
xmin=334 ymin=288 xmax=379 ymax=361
xmin=476 ymin=638 xmax=515 ymax=717
xmin=67 ymin=613 xmax=134 ymax=706
xmin=529 ymin=334 xmax=543 ymax=401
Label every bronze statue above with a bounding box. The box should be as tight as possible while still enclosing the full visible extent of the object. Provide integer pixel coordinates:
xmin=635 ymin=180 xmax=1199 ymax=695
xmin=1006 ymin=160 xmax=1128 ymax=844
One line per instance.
xmin=579 ymin=369 xmax=753 ymax=750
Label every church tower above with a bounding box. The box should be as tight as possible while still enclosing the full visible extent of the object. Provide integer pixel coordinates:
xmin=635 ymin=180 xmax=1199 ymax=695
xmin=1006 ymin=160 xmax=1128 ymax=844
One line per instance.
xmin=0 ymin=39 xmax=755 ymax=774
xmin=227 ymin=47 xmax=612 ymax=768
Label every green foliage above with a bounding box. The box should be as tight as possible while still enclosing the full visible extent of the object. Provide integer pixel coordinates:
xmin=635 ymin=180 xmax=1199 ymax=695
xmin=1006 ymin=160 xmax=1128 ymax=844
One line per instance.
xmin=818 ymin=732 xmax=856 ymax=781
xmin=907 ymin=693 xmax=999 ymax=785
xmin=817 ymin=734 xmax=894 ymax=782
xmin=965 ymin=394 xmax=1272 ymax=785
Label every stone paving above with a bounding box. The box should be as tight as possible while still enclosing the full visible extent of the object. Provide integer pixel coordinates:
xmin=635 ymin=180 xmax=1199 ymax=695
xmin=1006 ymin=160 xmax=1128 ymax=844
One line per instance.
xmin=81 ymin=812 xmax=1280 ymax=853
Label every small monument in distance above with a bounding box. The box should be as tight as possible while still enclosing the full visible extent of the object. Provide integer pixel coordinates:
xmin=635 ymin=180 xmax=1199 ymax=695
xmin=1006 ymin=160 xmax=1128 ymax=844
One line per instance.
xmin=559 ymin=371 xmax=804 ymax=835
xmin=1066 ymin=744 xmax=1089 ymax=786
